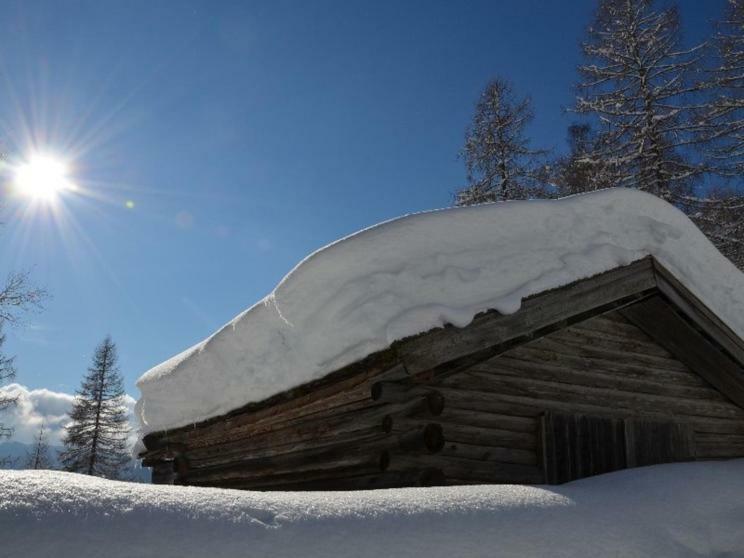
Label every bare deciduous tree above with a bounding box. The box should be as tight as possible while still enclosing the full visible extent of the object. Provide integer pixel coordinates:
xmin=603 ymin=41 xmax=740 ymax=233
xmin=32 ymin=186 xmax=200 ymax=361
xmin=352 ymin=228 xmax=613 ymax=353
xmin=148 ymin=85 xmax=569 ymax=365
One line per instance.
xmin=0 ymin=271 xmax=46 ymax=442
xmin=25 ymin=422 xmax=53 ymax=470
xmin=456 ymin=78 xmax=547 ymax=205
xmin=574 ymin=0 xmax=705 ymax=200
xmin=701 ymin=0 xmax=744 ymax=176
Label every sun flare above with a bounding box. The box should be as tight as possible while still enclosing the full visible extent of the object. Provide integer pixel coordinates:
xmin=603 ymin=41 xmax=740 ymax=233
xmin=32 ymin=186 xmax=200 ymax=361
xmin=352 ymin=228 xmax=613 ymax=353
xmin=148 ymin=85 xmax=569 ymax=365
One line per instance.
xmin=13 ymin=154 xmax=75 ymax=201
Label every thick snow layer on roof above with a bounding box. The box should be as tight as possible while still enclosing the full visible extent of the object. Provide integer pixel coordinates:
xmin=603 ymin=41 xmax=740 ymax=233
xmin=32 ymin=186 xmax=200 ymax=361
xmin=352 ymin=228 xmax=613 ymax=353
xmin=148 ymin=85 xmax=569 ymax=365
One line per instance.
xmin=4 ymin=461 xmax=744 ymax=558
xmin=136 ymin=188 xmax=744 ymax=434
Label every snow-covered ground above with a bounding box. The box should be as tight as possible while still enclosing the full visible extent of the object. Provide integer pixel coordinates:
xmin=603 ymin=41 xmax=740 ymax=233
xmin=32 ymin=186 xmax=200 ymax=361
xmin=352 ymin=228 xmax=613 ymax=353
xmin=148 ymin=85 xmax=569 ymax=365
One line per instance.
xmin=136 ymin=188 xmax=744 ymax=436
xmin=3 ymin=460 xmax=744 ymax=557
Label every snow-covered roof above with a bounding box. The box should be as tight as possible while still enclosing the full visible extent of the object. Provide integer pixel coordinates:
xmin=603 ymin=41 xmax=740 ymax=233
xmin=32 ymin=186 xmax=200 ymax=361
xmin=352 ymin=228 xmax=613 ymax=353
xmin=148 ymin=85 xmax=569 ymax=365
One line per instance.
xmin=135 ymin=188 xmax=744 ymax=435
xmin=4 ymin=461 xmax=744 ymax=557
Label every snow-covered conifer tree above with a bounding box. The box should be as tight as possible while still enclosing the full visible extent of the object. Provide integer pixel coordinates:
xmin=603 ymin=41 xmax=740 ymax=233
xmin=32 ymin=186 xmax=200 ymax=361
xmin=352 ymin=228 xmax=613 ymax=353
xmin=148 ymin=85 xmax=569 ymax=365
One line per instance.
xmin=25 ymin=422 xmax=52 ymax=470
xmin=456 ymin=78 xmax=547 ymax=204
xmin=574 ymin=0 xmax=704 ymax=200
xmin=702 ymin=0 xmax=744 ymax=176
xmin=60 ymin=336 xmax=130 ymax=479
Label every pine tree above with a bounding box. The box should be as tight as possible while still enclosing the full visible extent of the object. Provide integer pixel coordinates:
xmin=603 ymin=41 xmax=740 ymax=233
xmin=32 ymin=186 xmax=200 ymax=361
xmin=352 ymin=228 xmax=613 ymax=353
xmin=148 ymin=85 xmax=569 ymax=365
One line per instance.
xmin=574 ymin=0 xmax=705 ymax=200
xmin=456 ymin=78 xmax=547 ymax=205
xmin=24 ymin=422 xmax=52 ymax=470
xmin=60 ymin=336 xmax=130 ymax=479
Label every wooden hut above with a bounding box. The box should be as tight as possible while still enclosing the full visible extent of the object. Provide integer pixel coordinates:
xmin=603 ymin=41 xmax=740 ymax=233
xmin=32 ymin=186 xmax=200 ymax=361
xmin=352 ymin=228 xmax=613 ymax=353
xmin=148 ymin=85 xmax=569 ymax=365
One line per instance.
xmin=139 ymin=256 xmax=744 ymax=488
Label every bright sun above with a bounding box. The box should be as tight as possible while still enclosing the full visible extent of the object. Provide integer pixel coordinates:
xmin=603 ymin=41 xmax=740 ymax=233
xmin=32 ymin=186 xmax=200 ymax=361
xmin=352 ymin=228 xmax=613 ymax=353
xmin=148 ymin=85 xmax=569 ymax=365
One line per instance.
xmin=13 ymin=154 xmax=75 ymax=201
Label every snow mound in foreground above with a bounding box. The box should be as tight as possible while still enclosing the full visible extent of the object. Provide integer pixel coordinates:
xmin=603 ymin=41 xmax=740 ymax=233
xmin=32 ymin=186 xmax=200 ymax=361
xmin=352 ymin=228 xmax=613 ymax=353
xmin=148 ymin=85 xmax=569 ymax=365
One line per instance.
xmin=3 ymin=461 xmax=744 ymax=558
xmin=136 ymin=188 xmax=744 ymax=435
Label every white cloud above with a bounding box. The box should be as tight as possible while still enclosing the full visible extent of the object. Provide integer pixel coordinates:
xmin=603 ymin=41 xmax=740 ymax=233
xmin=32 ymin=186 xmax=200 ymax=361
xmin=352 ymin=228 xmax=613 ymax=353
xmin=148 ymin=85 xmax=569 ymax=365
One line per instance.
xmin=0 ymin=384 xmax=137 ymax=447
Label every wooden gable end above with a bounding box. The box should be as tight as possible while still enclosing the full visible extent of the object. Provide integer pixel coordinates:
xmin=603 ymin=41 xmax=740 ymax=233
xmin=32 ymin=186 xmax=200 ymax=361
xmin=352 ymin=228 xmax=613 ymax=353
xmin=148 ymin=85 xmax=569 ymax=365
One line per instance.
xmin=418 ymin=309 xmax=744 ymax=485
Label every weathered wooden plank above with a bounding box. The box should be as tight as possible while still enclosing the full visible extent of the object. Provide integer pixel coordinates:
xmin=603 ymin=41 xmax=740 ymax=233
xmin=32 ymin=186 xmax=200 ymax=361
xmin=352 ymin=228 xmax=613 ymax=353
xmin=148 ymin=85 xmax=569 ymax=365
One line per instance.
xmin=392 ymin=454 xmax=544 ymax=484
xmin=621 ymin=296 xmax=744 ymax=410
xmin=695 ymin=440 xmax=744 ymax=458
xmin=437 ymin=408 xmax=537 ymax=434
xmin=440 ymin=441 xmax=538 ymax=466
xmin=574 ymin=312 xmax=669 ymax=341
xmin=184 ymin=444 xmax=388 ymax=483
xmin=187 ymin=426 xmax=387 ymax=469
xmin=475 ymin=356 xmax=725 ymax=402
xmin=557 ymin=322 xmax=677 ymax=359
xmin=527 ymin=336 xmax=692 ymax=374
xmin=442 ymin=371 xmax=744 ymax=419
xmin=187 ymin=464 xmax=388 ymax=490
xmin=391 ymin=417 xmax=536 ymax=451
xmin=395 ymin=257 xmax=657 ymax=377
xmin=504 ymin=343 xmax=708 ymax=388
xmin=436 ymin=385 xmax=744 ymax=427
xmin=141 ymin=348 xmax=402 ymax=452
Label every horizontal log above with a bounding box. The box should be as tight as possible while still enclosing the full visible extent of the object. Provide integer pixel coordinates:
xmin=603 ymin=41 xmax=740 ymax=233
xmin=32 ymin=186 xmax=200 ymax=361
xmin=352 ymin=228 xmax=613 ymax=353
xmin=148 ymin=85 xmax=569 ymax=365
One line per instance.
xmin=184 ymin=446 xmax=389 ymax=484
xmin=526 ymin=336 xmax=691 ymax=375
xmin=436 ymin=386 xmax=744 ymax=433
xmin=440 ymin=441 xmax=538 ymax=466
xmin=695 ymin=433 xmax=744 ymax=445
xmin=187 ymin=462 xmax=388 ymax=490
xmin=441 ymin=371 xmax=744 ymax=420
xmin=142 ymin=353 xmax=404 ymax=451
xmin=187 ymin=426 xmax=387 ymax=469
xmin=621 ymin=296 xmax=744 ymax=410
xmin=390 ymin=417 xmax=536 ymax=451
xmin=181 ymin=394 xmax=436 ymax=454
xmin=472 ymin=357 xmax=724 ymax=402
xmin=396 ymin=423 xmax=445 ymax=454
xmin=504 ymin=343 xmax=708 ymax=389
xmin=392 ymin=454 xmax=544 ymax=484
xmin=695 ymin=442 xmax=744 ymax=459
xmin=371 ymin=382 xmax=445 ymax=412
xmin=437 ymin=407 xmax=537 ymax=434
xmin=572 ymin=312 xmax=670 ymax=342
xmin=566 ymin=319 xmax=676 ymax=358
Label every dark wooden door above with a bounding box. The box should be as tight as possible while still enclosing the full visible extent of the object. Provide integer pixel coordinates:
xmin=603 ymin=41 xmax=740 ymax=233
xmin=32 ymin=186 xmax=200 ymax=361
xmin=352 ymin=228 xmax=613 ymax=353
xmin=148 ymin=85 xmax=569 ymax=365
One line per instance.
xmin=542 ymin=412 xmax=695 ymax=484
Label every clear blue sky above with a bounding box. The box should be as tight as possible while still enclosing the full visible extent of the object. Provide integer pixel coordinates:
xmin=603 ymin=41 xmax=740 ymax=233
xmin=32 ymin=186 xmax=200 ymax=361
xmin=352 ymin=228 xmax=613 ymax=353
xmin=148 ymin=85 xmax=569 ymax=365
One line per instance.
xmin=0 ymin=0 xmax=727 ymax=397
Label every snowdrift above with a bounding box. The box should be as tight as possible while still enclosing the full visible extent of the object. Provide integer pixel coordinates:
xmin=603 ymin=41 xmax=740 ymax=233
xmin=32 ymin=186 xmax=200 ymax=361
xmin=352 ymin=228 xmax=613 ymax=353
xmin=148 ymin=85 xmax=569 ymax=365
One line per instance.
xmin=135 ymin=188 xmax=744 ymax=435
xmin=3 ymin=461 xmax=744 ymax=558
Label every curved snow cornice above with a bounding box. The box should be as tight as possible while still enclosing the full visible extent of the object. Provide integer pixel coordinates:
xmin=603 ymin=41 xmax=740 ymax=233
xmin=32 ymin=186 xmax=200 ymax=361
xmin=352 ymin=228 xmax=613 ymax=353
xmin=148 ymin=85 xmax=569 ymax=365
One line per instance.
xmin=135 ymin=188 xmax=744 ymax=435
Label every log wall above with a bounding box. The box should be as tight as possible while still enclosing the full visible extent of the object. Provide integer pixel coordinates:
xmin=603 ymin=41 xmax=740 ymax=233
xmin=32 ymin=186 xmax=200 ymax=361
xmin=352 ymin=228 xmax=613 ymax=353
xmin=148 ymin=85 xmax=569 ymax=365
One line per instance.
xmin=425 ymin=310 xmax=744 ymax=485
xmin=140 ymin=276 xmax=744 ymax=490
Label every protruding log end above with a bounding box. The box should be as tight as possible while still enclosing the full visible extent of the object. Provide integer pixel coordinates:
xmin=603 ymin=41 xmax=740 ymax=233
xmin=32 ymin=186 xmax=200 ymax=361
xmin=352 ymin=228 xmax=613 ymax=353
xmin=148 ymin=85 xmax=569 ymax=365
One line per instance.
xmin=398 ymin=423 xmax=445 ymax=454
